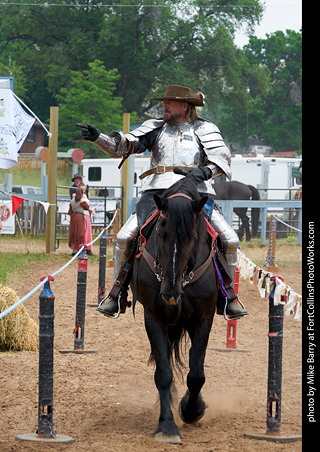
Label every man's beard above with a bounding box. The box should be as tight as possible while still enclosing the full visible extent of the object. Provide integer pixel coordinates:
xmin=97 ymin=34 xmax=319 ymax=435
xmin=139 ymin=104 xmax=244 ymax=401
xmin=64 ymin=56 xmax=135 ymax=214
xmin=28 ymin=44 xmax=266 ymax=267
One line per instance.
xmin=163 ymin=111 xmax=185 ymax=124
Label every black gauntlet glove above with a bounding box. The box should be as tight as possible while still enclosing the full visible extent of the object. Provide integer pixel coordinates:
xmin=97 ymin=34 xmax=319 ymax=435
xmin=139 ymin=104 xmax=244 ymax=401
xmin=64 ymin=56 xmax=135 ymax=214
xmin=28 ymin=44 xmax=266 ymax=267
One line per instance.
xmin=76 ymin=123 xmax=101 ymax=142
xmin=174 ymin=167 xmax=212 ymax=185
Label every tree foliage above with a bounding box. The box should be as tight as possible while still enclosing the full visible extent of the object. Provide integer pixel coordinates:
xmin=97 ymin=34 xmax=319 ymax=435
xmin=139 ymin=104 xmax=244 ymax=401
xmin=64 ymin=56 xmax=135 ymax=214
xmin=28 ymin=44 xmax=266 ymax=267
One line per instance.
xmin=56 ymin=60 xmax=123 ymax=150
xmin=218 ymin=29 xmax=302 ymax=152
xmin=0 ymin=1 xmax=301 ymax=152
xmin=245 ymin=30 xmax=302 ymax=152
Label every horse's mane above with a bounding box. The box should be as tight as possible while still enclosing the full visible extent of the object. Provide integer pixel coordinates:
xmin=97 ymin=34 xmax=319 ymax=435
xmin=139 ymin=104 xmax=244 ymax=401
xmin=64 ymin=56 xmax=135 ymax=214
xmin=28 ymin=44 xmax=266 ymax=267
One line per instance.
xmin=161 ymin=178 xmax=207 ymax=249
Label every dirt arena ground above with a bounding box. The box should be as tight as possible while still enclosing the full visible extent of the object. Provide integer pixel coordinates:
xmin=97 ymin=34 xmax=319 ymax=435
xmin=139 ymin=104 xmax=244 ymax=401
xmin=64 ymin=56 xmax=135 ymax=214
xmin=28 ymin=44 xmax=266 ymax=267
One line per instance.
xmin=1 ymin=253 xmax=302 ymax=452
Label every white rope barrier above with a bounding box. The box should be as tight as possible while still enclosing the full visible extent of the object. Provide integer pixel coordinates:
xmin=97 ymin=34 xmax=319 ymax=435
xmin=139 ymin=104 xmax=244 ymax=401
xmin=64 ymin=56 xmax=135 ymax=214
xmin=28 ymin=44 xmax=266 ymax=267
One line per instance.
xmin=0 ymin=210 xmax=119 ymax=320
xmin=237 ymin=249 xmax=302 ymax=321
xmin=273 ymin=215 xmax=302 ymax=233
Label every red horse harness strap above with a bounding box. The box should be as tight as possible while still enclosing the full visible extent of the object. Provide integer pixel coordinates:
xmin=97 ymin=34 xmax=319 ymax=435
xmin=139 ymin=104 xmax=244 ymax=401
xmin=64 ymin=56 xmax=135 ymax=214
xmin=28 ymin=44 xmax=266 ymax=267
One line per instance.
xmin=167 ymin=193 xmax=193 ymax=200
xmin=159 ymin=194 xmax=193 ymax=219
xmin=137 ymin=211 xmax=219 ymax=286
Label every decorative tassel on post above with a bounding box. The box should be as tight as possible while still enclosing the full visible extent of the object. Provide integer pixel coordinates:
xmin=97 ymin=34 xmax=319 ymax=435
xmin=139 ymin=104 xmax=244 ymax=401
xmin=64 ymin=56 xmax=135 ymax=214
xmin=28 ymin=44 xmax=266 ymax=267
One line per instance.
xmin=15 ymin=276 xmax=75 ymax=444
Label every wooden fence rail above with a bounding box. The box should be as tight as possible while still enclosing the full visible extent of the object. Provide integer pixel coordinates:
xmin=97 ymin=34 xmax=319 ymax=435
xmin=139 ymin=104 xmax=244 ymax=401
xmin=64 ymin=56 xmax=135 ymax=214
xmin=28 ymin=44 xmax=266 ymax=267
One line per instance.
xmin=15 ymin=200 xmax=47 ymax=236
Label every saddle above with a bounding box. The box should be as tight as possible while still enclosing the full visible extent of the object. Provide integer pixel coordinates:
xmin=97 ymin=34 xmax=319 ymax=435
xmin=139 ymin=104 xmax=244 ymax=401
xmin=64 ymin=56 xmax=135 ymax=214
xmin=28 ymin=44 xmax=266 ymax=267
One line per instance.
xmin=136 ymin=211 xmax=237 ymax=302
xmin=108 ymin=203 xmax=237 ymax=314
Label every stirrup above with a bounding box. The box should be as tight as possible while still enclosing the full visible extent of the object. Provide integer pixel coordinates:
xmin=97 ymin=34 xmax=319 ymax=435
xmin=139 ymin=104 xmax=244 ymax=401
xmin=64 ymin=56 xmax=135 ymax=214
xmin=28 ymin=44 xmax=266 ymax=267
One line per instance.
xmin=223 ymin=295 xmax=248 ymax=321
xmin=97 ymin=292 xmax=121 ymax=320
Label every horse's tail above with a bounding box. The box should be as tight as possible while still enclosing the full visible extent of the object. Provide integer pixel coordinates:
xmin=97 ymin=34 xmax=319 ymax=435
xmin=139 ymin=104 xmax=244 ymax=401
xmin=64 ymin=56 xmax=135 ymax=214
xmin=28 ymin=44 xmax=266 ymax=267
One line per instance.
xmin=168 ymin=325 xmax=186 ymax=373
xmin=248 ymin=185 xmax=260 ymax=237
xmin=148 ymin=325 xmax=186 ymax=375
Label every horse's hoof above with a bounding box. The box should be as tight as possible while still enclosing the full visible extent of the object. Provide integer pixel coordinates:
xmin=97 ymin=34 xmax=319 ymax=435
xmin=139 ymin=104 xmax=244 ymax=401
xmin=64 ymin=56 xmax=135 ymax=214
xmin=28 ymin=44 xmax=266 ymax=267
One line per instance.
xmin=179 ymin=403 xmax=206 ymax=424
xmin=154 ymin=432 xmax=181 ymax=444
xmin=178 ymin=396 xmax=207 ymax=424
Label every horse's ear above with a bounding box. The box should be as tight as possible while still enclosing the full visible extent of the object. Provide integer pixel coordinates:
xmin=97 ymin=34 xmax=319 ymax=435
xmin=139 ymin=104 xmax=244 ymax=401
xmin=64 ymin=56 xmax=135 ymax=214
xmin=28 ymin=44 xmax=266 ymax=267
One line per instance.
xmin=153 ymin=194 xmax=167 ymax=211
xmin=192 ymin=196 xmax=208 ymax=213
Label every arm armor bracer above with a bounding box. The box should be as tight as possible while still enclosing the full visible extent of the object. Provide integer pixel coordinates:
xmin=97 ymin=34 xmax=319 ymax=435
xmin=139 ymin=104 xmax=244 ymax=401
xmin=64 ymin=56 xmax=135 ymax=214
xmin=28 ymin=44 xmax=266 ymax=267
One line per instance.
xmin=93 ymin=131 xmax=134 ymax=157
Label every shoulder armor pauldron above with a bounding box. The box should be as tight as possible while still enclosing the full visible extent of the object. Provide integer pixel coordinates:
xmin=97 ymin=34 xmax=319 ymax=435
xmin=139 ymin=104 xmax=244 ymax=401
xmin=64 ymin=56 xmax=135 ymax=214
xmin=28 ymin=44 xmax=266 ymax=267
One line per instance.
xmin=126 ymin=119 xmax=165 ymax=139
xmin=193 ymin=119 xmax=231 ymax=179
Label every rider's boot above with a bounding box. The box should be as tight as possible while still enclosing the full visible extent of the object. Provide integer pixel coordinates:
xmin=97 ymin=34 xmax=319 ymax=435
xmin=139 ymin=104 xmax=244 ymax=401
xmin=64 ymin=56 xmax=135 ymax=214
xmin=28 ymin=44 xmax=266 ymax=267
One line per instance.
xmin=217 ymin=293 xmax=248 ymax=319
xmin=97 ymin=213 xmax=139 ymax=318
xmin=214 ymin=247 xmax=248 ymax=320
xmin=97 ymin=261 xmax=132 ymax=317
xmin=97 ymin=297 xmax=119 ymax=316
xmin=97 ymin=291 xmax=129 ymax=316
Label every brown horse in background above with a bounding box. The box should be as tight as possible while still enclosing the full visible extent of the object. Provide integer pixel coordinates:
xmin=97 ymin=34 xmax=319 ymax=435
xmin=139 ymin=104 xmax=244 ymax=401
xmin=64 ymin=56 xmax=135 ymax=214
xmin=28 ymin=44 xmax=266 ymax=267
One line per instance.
xmin=213 ymin=180 xmax=260 ymax=241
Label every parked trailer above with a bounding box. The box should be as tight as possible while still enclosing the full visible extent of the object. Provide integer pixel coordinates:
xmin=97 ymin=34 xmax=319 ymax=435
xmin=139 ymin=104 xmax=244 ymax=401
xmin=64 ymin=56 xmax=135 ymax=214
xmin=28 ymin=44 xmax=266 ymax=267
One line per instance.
xmin=81 ymin=155 xmax=151 ymax=203
xmin=80 ymin=154 xmax=302 ymax=202
xmin=230 ymin=155 xmax=302 ymax=200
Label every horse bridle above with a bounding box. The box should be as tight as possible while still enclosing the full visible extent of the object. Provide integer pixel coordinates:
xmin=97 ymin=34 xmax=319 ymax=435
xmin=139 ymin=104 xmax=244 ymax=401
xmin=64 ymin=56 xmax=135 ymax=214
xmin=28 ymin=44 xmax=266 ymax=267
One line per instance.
xmin=139 ymin=192 xmax=214 ymax=288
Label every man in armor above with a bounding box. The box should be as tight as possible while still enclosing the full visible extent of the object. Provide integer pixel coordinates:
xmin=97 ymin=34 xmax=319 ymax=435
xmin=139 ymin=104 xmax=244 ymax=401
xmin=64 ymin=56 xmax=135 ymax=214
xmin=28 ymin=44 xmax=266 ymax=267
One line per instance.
xmin=77 ymin=85 xmax=247 ymax=319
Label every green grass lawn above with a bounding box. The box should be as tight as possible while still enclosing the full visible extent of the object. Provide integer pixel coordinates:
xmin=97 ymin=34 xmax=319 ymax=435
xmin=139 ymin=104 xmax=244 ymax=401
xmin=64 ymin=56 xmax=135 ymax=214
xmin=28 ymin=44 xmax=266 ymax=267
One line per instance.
xmin=0 ymin=166 xmax=73 ymax=194
xmin=0 ymin=252 xmax=48 ymax=285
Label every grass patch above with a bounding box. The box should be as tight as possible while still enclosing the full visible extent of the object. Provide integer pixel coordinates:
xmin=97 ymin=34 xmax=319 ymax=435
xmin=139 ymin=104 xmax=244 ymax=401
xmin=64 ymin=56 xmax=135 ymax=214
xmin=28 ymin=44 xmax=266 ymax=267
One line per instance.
xmin=0 ymin=252 xmax=49 ymax=286
xmin=239 ymin=237 xmax=302 ymax=267
xmin=0 ymin=167 xmax=72 ymax=193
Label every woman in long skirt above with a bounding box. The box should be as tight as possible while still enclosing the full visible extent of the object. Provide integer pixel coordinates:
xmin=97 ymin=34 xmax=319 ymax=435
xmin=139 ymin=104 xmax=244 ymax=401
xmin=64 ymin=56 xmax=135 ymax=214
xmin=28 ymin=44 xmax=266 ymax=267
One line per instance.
xmin=68 ymin=184 xmax=95 ymax=255
xmin=80 ymin=185 xmax=95 ymax=255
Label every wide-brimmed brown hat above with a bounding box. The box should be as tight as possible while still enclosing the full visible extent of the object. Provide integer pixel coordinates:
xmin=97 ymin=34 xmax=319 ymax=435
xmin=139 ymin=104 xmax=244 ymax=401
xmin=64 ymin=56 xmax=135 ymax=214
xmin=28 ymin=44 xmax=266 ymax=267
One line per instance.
xmin=151 ymin=85 xmax=205 ymax=107
xmin=72 ymin=173 xmax=83 ymax=182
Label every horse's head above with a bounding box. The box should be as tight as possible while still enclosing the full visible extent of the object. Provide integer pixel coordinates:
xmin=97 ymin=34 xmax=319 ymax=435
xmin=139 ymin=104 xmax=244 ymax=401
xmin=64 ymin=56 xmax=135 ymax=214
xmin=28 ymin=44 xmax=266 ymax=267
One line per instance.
xmin=153 ymin=178 xmax=207 ymax=305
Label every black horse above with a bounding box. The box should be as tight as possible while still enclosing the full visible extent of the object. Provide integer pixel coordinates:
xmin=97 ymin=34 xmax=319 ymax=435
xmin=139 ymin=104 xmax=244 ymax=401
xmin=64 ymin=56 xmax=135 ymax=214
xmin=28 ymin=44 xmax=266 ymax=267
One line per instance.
xmin=131 ymin=177 xmax=218 ymax=444
xmin=213 ymin=180 xmax=260 ymax=241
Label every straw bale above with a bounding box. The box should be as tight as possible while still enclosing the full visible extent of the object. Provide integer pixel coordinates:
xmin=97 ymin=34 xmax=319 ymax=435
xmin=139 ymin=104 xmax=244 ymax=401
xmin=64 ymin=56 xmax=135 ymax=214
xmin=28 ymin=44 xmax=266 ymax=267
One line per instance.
xmin=0 ymin=284 xmax=39 ymax=352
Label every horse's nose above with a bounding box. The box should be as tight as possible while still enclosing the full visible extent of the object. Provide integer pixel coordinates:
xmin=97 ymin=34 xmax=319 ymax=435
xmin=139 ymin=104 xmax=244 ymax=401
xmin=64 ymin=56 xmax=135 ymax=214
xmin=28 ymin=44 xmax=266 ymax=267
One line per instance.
xmin=161 ymin=293 xmax=181 ymax=306
xmin=160 ymin=281 xmax=182 ymax=306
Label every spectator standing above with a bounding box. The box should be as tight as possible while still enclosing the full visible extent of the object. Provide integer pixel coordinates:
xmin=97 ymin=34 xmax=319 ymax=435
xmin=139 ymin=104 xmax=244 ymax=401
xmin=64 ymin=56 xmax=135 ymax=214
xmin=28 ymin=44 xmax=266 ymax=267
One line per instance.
xmin=69 ymin=173 xmax=90 ymax=199
xmin=68 ymin=183 xmax=94 ymax=255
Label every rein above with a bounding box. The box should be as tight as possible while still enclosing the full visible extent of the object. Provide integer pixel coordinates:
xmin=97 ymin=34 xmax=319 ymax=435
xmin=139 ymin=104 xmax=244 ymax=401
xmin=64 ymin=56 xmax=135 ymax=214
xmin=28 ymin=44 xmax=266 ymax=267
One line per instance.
xmin=137 ymin=201 xmax=217 ymax=287
xmin=138 ymin=237 xmax=215 ymax=287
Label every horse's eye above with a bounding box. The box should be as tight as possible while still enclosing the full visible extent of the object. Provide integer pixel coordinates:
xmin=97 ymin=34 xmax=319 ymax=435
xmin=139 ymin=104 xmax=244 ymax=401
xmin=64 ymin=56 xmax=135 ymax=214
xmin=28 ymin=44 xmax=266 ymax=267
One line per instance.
xmin=156 ymin=224 xmax=167 ymax=240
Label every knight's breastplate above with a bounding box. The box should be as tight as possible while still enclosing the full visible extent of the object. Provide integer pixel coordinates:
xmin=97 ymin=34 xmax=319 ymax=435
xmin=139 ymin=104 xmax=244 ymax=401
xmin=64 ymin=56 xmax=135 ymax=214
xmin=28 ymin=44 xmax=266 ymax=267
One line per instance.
xmin=150 ymin=122 xmax=203 ymax=167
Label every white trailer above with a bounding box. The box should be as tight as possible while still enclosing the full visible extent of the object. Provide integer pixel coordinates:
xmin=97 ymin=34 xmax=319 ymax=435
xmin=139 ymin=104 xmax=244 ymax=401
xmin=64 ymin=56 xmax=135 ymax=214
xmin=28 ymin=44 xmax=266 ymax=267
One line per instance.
xmin=81 ymin=154 xmax=302 ymax=202
xmin=81 ymin=155 xmax=151 ymax=199
xmin=230 ymin=155 xmax=302 ymax=200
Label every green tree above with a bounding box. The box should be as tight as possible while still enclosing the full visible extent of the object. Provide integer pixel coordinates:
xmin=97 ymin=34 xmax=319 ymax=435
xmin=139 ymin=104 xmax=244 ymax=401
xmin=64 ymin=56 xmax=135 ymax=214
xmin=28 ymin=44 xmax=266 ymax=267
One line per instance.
xmin=0 ymin=0 xmax=264 ymax=121
xmin=243 ymin=30 xmax=302 ymax=152
xmin=56 ymin=60 xmax=123 ymax=151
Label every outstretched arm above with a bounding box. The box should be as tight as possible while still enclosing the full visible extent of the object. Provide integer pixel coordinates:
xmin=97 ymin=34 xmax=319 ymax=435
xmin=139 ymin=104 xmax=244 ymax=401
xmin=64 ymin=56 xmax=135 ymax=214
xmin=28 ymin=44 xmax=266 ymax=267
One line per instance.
xmin=76 ymin=123 xmax=132 ymax=158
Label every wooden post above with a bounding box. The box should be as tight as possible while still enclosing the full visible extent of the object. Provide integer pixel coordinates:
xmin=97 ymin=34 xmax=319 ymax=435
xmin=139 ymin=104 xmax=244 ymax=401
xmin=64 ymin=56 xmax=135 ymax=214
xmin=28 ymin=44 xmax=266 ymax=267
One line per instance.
xmin=107 ymin=209 xmax=120 ymax=268
xmin=121 ymin=113 xmax=130 ymax=221
xmin=46 ymin=107 xmax=59 ymax=254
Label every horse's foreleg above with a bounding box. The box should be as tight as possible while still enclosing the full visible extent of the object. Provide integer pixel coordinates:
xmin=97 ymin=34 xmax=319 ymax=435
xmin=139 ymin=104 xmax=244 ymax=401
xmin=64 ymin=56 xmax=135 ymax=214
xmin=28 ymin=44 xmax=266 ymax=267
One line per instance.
xmin=244 ymin=215 xmax=251 ymax=241
xmin=179 ymin=319 xmax=212 ymax=424
xmin=144 ymin=310 xmax=181 ymax=444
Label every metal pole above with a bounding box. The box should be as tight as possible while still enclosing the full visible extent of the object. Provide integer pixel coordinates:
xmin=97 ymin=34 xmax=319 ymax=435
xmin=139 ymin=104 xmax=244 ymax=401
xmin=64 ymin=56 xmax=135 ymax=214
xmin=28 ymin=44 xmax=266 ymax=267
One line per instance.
xmin=59 ymin=247 xmax=97 ymax=354
xmin=15 ymin=276 xmax=75 ymax=444
xmin=98 ymin=229 xmax=107 ymax=304
xmin=244 ymin=276 xmax=302 ymax=443
xmin=214 ymin=267 xmax=250 ymax=353
xmin=38 ymin=275 xmax=55 ymax=437
xmin=266 ymin=281 xmax=284 ymax=433
xmin=87 ymin=228 xmax=107 ymax=307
